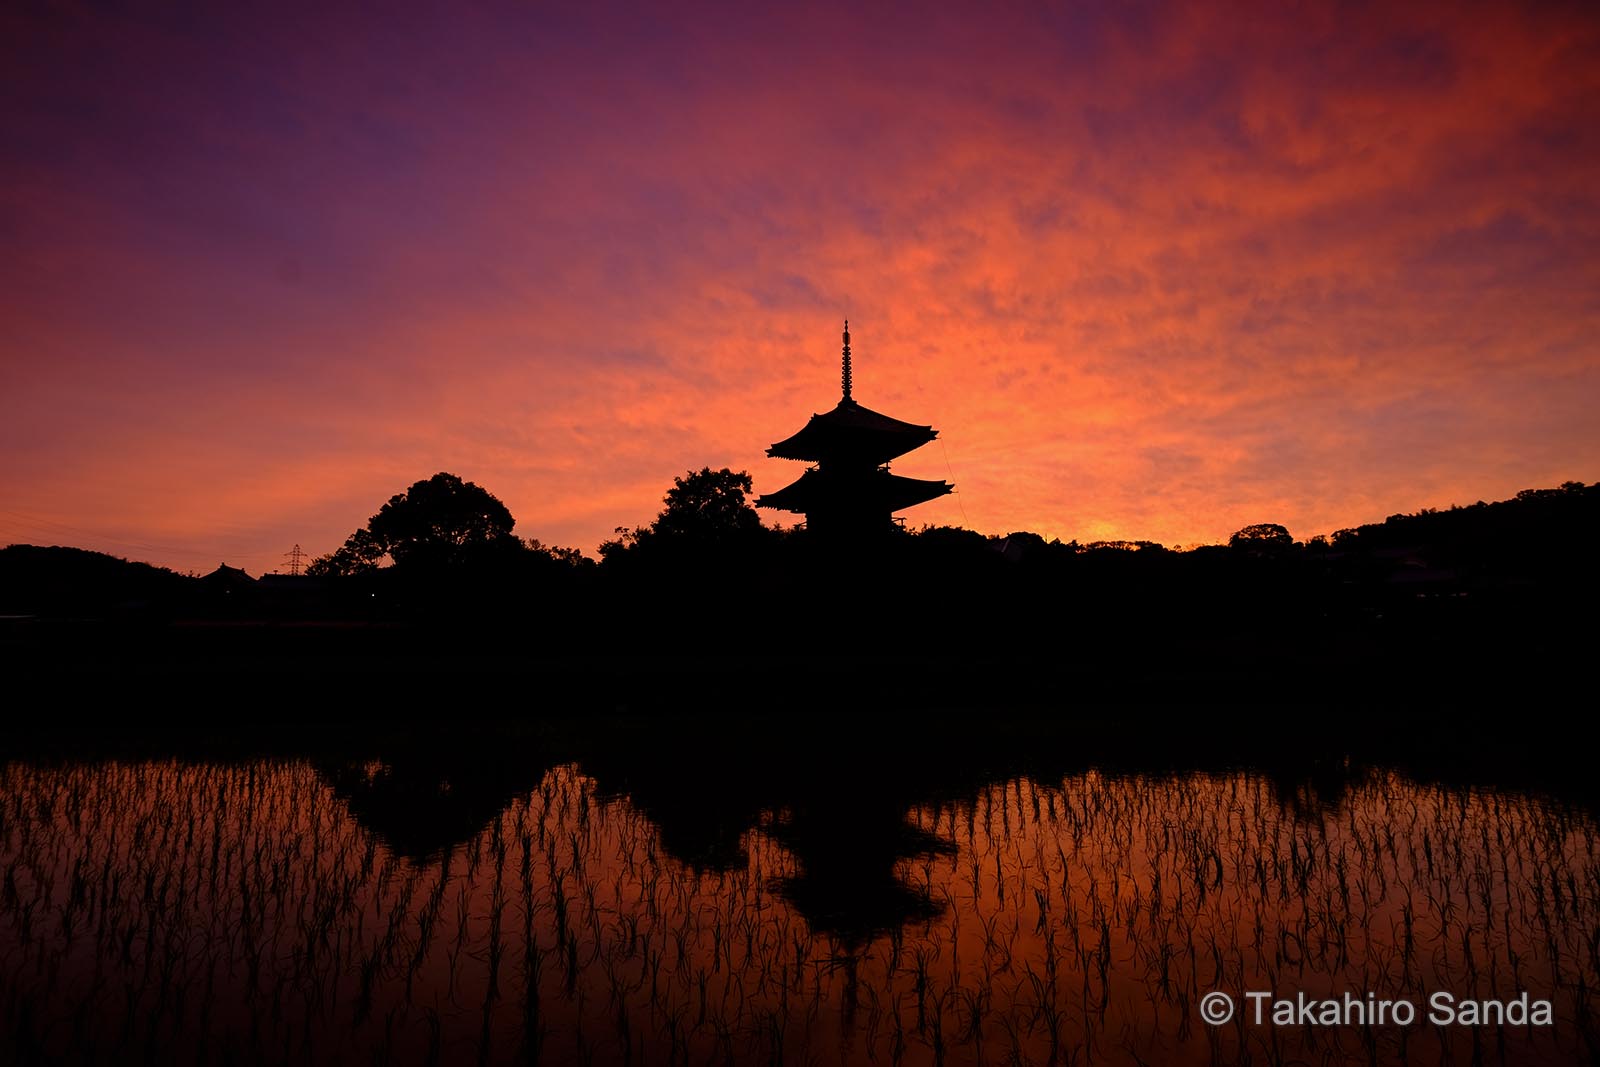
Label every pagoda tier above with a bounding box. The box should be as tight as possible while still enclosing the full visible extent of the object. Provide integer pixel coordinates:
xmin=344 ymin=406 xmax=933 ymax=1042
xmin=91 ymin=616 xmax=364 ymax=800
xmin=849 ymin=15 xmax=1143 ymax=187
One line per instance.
xmin=767 ymin=398 xmax=938 ymax=467
xmin=757 ymin=466 xmax=953 ymax=517
xmin=757 ymin=321 xmax=953 ymax=537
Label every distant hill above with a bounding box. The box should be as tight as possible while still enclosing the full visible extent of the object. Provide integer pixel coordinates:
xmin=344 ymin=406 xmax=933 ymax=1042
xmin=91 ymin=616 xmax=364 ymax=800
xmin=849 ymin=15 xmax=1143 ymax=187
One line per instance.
xmin=0 ymin=545 xmax=195 ymax=616
xmin=1315 ymin=480 xmax=1599 ymax=584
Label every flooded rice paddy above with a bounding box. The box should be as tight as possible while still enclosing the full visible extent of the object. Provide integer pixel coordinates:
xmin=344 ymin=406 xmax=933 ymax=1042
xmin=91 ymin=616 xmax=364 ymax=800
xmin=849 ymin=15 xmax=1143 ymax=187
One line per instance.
xmin=2 ymin=753 xmax=1597 ymax=1065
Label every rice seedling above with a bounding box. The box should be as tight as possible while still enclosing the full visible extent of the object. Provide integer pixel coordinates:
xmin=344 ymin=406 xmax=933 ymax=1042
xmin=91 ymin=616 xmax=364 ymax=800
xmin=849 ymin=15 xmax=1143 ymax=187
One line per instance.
xmin=0 ymin=756 xmax=1596 ymax=1065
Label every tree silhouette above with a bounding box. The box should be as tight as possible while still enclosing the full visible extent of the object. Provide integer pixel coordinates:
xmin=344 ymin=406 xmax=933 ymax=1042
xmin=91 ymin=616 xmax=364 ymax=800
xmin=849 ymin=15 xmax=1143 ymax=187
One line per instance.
xmin=655 ymin=468 xmax=762 ymax=543
xmin=310 ymin=472 xmax=519 ymax=575
xmin=1229 ymin=523 xmax=1293 ymax=551
xmin=308 ymin=527 xmax=387 ymax=577
xmin=600 ymin=468 xmax=764 ymax=561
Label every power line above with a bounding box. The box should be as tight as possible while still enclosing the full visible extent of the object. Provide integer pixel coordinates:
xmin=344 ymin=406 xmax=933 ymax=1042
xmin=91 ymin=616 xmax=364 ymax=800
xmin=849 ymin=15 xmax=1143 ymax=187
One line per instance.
xmin=0 ymin=509 xmax=205 ymax=559
xmin=940 ymin=439 xmax=970 ymax=529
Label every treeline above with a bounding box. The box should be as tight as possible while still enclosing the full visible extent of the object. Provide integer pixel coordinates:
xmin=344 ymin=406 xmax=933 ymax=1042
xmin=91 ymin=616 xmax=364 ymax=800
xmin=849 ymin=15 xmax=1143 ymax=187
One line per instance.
xmin=3 ymin=475 xmax=1595 ymax=640
xmin=0 ymin=545 xmax=194 ymax=617
xmin=4 ymin=474 xmax=1593 ymax=703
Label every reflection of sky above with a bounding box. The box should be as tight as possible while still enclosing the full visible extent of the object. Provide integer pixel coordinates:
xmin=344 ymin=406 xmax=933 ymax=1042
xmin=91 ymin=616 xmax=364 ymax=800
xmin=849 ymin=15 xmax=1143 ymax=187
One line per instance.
xmin=3 ymin=760 xmax=1593 ymax=1064
xmin=3 ymin=3 xmax=1597 ymax=571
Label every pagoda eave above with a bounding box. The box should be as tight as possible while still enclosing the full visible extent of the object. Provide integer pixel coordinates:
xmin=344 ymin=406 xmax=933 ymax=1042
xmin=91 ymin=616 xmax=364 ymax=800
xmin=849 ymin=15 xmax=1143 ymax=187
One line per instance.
xmin=767 ymin=399 xmax=938 ymax=465
xmin=757 ymin=468 xmax=953 ymax=515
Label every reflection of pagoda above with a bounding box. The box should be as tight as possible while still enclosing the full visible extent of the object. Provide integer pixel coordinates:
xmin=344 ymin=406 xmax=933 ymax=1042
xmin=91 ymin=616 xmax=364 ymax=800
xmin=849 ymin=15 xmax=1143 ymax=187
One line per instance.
xmin=757 ymin=322 xmax=953 ymax=536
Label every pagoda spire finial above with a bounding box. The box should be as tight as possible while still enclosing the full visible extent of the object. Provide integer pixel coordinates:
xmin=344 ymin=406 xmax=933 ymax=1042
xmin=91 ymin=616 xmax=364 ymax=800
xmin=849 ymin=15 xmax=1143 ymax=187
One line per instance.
xmin=841 ymin=319 xmax=853 ymax=401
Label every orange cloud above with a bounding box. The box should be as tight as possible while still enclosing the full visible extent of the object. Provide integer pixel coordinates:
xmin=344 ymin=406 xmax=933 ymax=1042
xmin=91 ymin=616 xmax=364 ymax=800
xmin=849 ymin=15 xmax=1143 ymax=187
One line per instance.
xmin=1 ymin=2 xmax=1597 ymax=571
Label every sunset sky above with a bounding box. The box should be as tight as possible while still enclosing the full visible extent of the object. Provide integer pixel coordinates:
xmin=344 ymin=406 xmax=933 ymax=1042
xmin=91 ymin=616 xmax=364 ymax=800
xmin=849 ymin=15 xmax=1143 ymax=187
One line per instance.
xmin=3 ymin=2 xmax=1597 ymax=573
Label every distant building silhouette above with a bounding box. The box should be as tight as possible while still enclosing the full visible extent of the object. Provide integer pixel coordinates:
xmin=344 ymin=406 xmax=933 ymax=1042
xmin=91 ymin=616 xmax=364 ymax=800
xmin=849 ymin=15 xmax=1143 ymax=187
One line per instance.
xmin=200 ymin=563 xmax=255 ymax=590
xmin=758 ymin=321 xmax=952 ymax=537
xmin=198 ymin=562 xmax=258 ymax=614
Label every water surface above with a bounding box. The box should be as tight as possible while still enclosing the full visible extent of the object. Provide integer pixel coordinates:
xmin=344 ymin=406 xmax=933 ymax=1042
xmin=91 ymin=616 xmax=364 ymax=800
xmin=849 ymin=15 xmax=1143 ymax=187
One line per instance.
xmin=2 ymin=750 xmax=1596 ymax=1065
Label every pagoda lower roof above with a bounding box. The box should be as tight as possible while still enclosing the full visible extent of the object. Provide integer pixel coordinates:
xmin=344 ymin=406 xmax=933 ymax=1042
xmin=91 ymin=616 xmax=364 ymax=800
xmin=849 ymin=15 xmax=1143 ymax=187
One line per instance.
xmin=757 ymin=466 xmax=953 ymax=515
xmin=768 ymin=398 xmax=938 ymax=465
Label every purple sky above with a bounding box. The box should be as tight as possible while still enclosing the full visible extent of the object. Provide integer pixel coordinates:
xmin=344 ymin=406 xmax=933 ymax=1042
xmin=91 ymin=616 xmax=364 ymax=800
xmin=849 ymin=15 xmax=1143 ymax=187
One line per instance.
xmin=3 ymin=1 xmax=1597 ymax=572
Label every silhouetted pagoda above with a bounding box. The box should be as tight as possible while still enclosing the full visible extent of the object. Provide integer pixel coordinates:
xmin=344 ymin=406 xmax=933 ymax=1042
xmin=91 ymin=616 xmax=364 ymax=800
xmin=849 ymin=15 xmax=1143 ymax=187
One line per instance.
xmin=758 ymin=322 xmax=952 ymax=537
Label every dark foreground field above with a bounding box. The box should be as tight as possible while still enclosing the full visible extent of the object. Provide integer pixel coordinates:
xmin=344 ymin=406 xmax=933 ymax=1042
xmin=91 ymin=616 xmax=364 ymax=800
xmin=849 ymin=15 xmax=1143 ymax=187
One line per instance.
xmin=0 ymin=586 xmax=1582 ymax=713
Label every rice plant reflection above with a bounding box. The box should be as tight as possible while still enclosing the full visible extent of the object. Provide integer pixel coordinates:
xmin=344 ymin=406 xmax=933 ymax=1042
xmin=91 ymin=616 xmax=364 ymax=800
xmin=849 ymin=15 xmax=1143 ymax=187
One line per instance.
xmin=2 ymin=754 xmax=1596 ymax=1065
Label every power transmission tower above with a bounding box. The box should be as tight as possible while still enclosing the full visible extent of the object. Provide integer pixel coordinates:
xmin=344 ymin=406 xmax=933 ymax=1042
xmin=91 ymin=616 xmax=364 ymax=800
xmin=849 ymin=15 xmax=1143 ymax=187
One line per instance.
xmin=284 ymin=543 xmax=307 ymax=576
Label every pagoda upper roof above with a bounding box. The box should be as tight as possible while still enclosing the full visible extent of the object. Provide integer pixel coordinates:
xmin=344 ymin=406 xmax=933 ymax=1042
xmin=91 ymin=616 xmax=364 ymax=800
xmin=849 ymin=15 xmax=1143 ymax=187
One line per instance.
xmin=768 ymin=398 xmax=939 ymax=465
xmin=757 ymin=466 xmax=953 ymax=515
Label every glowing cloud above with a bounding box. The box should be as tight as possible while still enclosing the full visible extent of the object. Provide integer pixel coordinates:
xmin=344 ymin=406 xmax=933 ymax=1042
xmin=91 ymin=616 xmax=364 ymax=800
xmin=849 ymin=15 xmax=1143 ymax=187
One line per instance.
xmin=2 ymin=2 xmax=1597 ymax=571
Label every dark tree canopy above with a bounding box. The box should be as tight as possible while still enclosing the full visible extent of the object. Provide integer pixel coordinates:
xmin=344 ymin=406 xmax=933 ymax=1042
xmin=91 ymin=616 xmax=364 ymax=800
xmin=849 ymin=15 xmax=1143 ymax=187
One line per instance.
xmin=600 ymin=468 xmax=764 ymax=561
xmin=1229 ymin=523 xmax=1293 ymax=551
xmin=370 ymin=472 xmax=516 ymax=565
xmin=311 ymin=472 xmax=519 ymax=575
xmin=654 ymin=468 xmax=762 ymax=542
